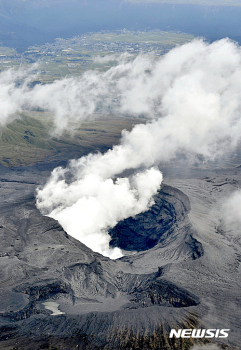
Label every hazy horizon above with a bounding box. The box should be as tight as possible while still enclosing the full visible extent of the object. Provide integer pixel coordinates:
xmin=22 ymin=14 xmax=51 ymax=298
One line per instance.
xmin=1 ymin=0 xmax=241 ymax=51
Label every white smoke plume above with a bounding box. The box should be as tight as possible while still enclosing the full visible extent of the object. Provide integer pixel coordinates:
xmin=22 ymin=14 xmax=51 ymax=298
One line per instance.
xmin=3 ymin=38 xmax=241 ymax=257
xmin=0 ymin=37 xmax=240 ymax=140
xmin=1 ymin=38 xmax=241 ymax=144
xmin=0 ymin=65 xmax=38 ymax=126
xmin=37 ymin=167 xmax=162 ymax=258
xmin=221 ymin=190 xmax=241 ymax=232
xmin=37 ymin=38 xmax=241 ymax=257
xmin=0 ymin=52 xmax=149 ymax=134
xmin=93 ymin=53 xmax=132 ymax=64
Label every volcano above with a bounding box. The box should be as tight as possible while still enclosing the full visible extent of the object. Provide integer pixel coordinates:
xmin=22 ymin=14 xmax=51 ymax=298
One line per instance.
xmin=0 ymin=162 xmax=240 ymax=349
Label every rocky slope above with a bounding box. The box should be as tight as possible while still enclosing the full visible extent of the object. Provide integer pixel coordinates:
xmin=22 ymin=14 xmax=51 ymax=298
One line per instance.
xmin=0 ymin=164 xmax=240 ymax=349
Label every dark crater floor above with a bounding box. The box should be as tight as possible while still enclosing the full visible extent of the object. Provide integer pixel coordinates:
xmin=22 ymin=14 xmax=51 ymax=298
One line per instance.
xmin=109 ymin=185 xmax=191 ymax=252
xmin=0 ymin=170 xmax=209 ymax=350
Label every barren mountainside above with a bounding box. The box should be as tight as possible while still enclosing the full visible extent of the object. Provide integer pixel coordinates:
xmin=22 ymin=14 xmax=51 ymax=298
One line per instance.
xmin=0 ymin=160 xmax=240 ymax=349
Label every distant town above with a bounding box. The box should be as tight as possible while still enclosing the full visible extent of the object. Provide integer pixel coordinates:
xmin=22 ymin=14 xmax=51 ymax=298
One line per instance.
xmin=0 ymin=29 xmax=195 ymax=83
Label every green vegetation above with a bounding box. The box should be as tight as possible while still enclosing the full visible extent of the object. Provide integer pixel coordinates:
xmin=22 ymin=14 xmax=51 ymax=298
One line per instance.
xmin=89 ymin=31 xmax=194 ymax=45
xmin=0 ymin=113 xmax=145 ymax=167
xmin=0 ymin=47 xmax=18 ymax=72
xmin=0 ymin=30 xmax=195 ymax=83
xmin=0 ymin=47 xmax=17 ymax=56
xmin=0 ymin=30 xmax=195 ymax=167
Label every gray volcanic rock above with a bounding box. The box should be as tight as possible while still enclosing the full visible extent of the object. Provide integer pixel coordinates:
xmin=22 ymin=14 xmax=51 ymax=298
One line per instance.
xmin=0 ymin=165 xmax=240 ymax=349
xmin=109 ymin=185 xmax=191 ymax=251
xmin=109 ymin=185 xmax=203 ymax=263
xmin=125 ymin=279 xmax=199 ymax=309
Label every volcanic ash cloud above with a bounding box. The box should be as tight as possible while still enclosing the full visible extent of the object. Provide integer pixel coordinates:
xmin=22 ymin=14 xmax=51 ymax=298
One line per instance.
xmin=37 ymin=167 xmax=162 ymax=259
xmin=35 ymin=38 xmax=241 ymax=258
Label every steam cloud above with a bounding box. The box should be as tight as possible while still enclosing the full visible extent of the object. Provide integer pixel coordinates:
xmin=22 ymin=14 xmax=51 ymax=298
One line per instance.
xmin=2 ymin=38 xmax=241 ymax=257
xmin=37 ymin=166 xmax=162 ymax=258
xmin=221 ymin=190 xmax=241 ymax=232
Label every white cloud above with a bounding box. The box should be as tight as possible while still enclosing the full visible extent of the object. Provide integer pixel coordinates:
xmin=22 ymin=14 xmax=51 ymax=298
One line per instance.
xmin=2 ymin=38 xmax=241 ymax=149
xmin=2 ymin=38 xmax=241 ymax=257
xmin=37 ymin=167 xmax=162 ymax=258
xmin=222 ymin=190 xmax=241 ymax=227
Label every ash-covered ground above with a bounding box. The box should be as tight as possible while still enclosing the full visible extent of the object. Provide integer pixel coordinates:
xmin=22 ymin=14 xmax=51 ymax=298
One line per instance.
xmin=0 ymin=160 xmax=240 ymax=350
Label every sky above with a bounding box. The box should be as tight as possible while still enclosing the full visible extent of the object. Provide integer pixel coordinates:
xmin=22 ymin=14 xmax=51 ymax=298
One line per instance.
xmin=126 ymin=0 xmax=241 ymax=5
xmin=1 ymin=0 xmax=241 ymax=50
xmin=0 ymin=0 xmax=240 ymax=5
